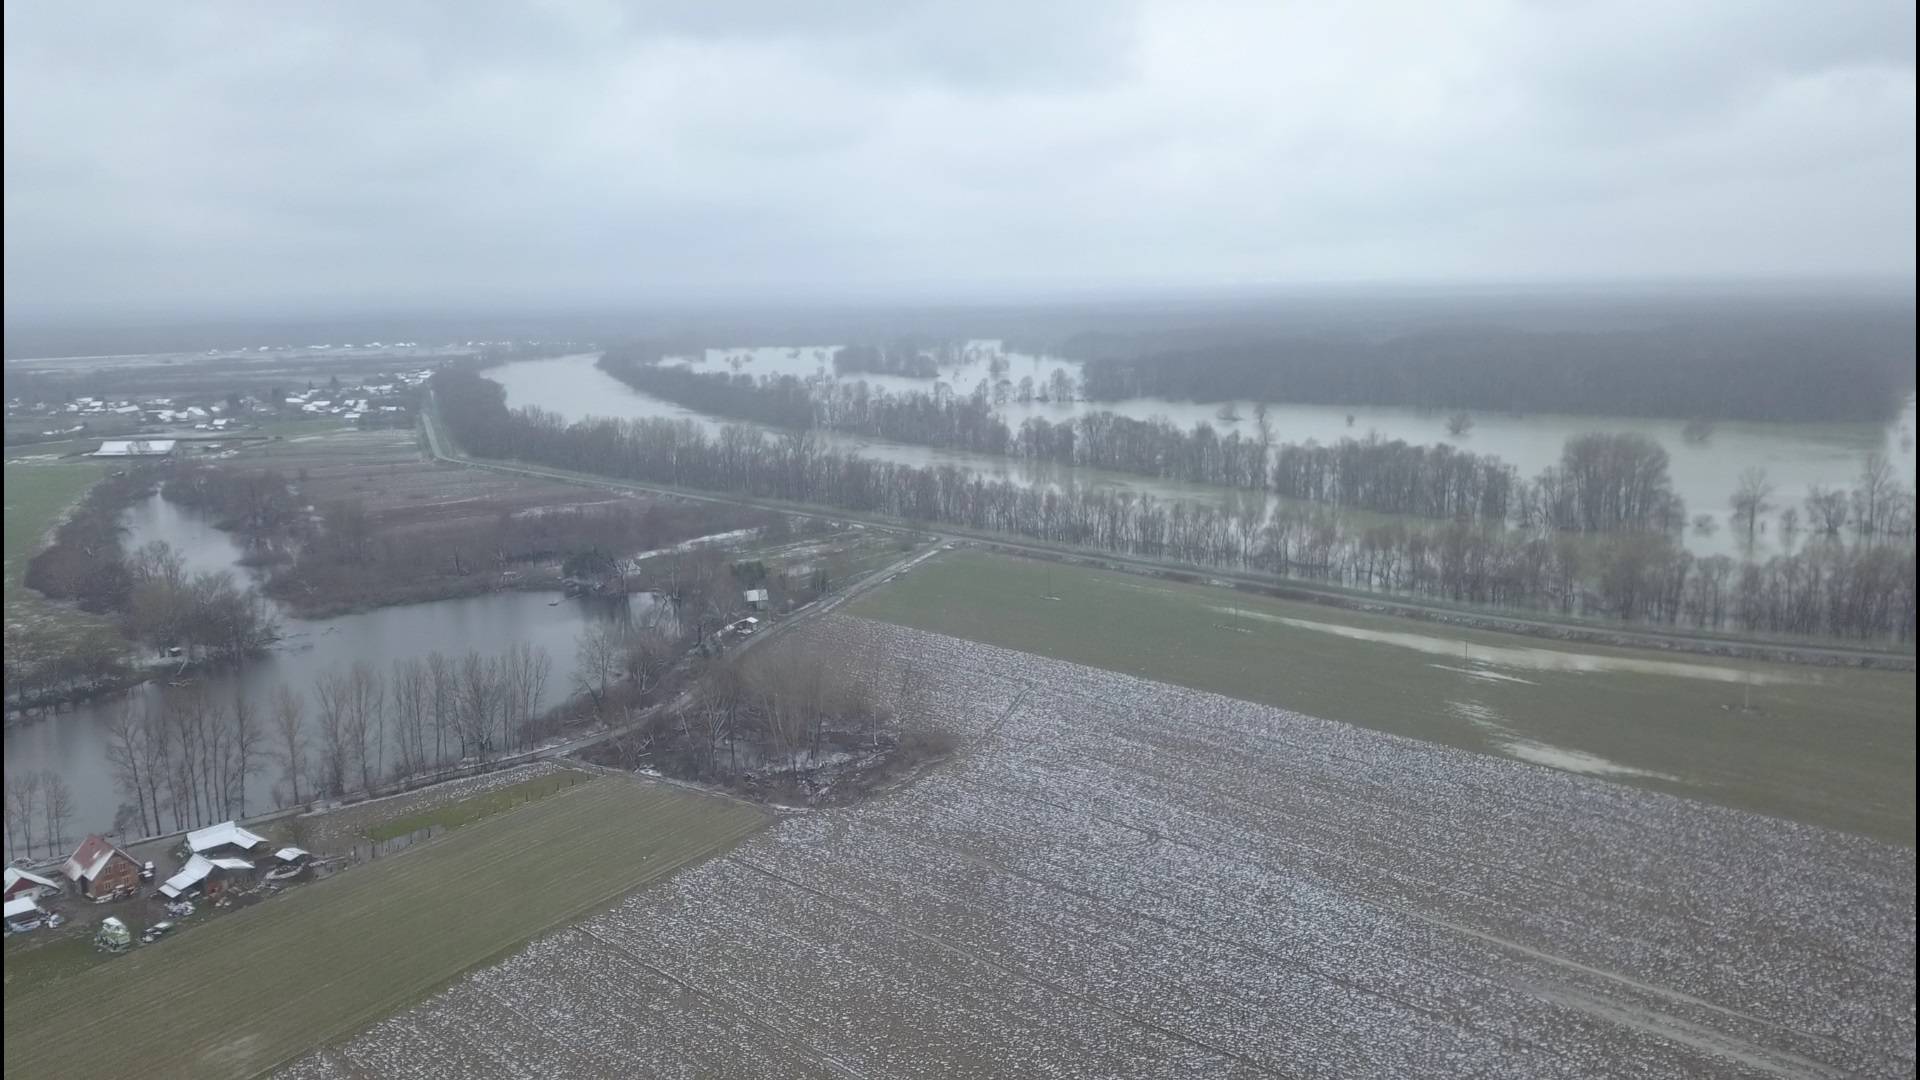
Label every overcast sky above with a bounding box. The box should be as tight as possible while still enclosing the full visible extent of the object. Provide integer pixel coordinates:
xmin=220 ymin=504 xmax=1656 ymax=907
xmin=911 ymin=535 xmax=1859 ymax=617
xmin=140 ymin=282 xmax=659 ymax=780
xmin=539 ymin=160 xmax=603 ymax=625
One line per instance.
xmin=4 ymin=1 xmax=1914 ymax=319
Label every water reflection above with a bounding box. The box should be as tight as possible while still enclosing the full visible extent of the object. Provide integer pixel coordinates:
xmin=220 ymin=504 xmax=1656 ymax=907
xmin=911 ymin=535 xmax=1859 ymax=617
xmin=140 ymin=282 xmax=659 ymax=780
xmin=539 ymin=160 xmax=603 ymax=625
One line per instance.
xmin=4 ymin=496 xmax=646 ymax=842
xmin=484 ymin=352 xmax=1916 ymax=561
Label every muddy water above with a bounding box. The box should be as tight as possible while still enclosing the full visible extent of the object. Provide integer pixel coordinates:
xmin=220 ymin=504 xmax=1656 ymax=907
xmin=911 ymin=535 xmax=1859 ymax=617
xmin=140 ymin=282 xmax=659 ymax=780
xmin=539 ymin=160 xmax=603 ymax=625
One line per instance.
xmin=3 ymin=496 xmax=650 ymax=844
xmin=485 ymin=352 xmax=1915 ymax=560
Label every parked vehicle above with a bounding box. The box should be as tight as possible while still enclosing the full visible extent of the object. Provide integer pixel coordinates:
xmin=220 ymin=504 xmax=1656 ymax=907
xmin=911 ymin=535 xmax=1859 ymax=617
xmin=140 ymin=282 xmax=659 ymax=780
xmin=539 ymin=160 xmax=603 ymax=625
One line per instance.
xmin=140 ymin=861 xmax=156 ymax=881
xmin=141 ymin=921 xmax=175 ymax=943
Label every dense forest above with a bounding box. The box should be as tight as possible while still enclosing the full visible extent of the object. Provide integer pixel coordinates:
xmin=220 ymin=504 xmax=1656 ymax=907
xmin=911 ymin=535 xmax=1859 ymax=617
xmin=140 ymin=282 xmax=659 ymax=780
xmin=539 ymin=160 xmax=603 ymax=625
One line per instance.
xmin=436 ymin=369 xmax=1915 ymax=640
xmin=1065 ymin=314 xmax=1916 ymax=421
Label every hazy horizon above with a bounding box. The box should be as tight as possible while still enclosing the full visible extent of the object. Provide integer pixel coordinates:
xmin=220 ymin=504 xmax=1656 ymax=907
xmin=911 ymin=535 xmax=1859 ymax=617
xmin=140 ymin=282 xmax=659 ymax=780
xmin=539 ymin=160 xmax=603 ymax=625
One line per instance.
xmin=6 ymin=1 xmax=1915 ymax=322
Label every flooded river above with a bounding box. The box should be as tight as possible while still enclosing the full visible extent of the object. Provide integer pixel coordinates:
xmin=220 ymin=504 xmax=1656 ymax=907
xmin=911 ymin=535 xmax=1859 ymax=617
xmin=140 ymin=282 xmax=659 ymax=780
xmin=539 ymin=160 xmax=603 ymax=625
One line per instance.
xmin=4 ymin=496 xmax=640 ymax=844
xmin=484 ymin=351 xmax=1917 ymax=560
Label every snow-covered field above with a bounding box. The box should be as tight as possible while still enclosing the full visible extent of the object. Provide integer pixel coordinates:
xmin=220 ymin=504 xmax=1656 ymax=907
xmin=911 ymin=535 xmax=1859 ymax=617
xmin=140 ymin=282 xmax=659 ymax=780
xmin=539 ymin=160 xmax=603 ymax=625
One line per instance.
xmin=284 ymin=616 xmax=1915 ymax=1078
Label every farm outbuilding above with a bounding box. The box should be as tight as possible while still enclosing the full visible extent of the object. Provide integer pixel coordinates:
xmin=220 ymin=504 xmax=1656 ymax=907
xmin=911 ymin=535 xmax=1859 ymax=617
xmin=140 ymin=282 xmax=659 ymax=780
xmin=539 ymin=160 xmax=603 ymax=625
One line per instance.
xmin=63 ymin=835 xmax=142 ymax=900
xmin=158 ymin=854 xmax=256 ymax=900
xmin=186 ymin=821 xmax=271 ymax=859
xmin=3 ymin=866 xmax=63 ymax=904
xmin=5 ymin=895 xmax=46 ymax=932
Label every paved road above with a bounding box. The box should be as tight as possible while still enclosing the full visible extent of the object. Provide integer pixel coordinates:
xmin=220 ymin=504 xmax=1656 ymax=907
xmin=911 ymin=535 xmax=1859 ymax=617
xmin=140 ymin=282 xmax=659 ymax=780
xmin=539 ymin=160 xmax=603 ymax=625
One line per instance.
xmin=418 ymin=403 xmax=1913 ymax=668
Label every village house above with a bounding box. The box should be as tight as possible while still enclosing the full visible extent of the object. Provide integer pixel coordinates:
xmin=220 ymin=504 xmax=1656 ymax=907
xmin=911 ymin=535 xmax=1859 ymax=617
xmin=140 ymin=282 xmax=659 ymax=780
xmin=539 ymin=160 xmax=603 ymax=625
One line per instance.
xmin=3 ymin=866 xmax=63 ymax=904
xmin=62 ymin=835 xmax=142 ymax=900
xmin=186 ymin=821 xmax=271 ymax=860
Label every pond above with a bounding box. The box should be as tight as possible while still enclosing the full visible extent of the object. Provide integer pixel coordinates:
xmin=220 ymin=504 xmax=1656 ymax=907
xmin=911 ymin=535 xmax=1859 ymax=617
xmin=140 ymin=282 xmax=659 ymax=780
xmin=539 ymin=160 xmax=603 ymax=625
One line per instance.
xmin=484 ymin=351 xmax=1917 ymax=560
xmin=3 ymin=496 xmax=650 ymax=845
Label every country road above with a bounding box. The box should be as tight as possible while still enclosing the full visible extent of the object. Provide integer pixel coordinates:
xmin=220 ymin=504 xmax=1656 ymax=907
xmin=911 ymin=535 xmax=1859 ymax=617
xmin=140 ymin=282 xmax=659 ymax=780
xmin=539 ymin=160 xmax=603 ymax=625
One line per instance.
xmin=418 ymin=401 xmax=1915 ymax=670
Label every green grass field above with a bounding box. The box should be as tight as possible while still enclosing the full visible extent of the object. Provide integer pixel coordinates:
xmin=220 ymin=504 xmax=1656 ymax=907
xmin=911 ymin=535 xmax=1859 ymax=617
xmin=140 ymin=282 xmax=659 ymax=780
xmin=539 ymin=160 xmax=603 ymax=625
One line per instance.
xmin=3 ymin=459 xmax=117 ymax=645
xmin=3 ymin=775 xmax=769 ymax=1079
xmin=850 ymin=549 xmax=1917 ymax=845
xmin=360 ymin=771 xmax=586 ymax=842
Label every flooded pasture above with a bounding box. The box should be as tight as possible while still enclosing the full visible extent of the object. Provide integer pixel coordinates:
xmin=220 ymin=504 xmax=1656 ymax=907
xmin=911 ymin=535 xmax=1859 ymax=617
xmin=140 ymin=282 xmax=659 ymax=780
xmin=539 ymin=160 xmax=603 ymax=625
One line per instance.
xmin=483 ymin=351 xmax=1916 ymax=560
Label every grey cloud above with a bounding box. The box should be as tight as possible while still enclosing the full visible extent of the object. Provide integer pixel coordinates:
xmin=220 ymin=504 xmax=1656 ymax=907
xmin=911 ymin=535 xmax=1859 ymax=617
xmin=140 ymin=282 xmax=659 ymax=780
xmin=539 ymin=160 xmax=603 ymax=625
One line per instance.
xmin=3 ymin=0 xmax=1912 ymax=319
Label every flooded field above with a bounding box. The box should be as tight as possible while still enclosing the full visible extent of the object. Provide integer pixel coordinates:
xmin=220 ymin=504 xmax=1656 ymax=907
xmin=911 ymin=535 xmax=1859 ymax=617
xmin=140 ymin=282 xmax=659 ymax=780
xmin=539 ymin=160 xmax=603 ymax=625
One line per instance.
xmin=848 ymin=549 xmax=1917 ymax=844
xmin=283 ymin=616 xmax=1916 ymax=1078
xmin=483 ymin=351 xmax=1916 ymax=560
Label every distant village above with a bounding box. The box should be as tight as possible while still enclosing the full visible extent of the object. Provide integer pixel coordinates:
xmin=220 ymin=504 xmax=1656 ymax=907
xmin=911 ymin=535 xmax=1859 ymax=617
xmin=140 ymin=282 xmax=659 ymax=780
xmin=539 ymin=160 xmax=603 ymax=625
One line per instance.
xmin=5 ymin=366 xmax=439 ymax=452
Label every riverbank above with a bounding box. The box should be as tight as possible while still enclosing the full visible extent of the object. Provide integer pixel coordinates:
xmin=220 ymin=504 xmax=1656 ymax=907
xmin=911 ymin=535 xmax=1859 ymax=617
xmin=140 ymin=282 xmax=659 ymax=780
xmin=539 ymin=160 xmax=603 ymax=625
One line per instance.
xmin=422 ymin=399 xmax=1916 ymax=670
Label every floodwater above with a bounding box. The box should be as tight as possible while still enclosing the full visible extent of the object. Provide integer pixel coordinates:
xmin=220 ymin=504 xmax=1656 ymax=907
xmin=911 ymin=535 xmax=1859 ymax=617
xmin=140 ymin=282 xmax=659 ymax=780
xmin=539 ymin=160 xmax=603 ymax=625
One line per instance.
xmin=484 ymin=351 xmax=1915 ymax=560
xmin=3 ymin=496 xmax=645 ymax=845
xmin=1242 ymin=610 xmax=1814 ymax=685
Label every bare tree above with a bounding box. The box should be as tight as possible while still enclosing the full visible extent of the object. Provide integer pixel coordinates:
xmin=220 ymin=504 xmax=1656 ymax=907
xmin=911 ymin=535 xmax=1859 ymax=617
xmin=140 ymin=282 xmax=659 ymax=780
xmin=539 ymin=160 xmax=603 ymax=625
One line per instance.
xmin=41 ymin=770 xmax=75 ymax=855
xmin=391 ymin=657 xmax=429 ymax=779
xmin=457 ymin=650 xmax=502 ymax=761
xmin=106 ymin=705 xmax=158 ymax=837
xmin=574 ymin=622 xmax=621 ymax=723
xmin=427 ymin=651 xmax=456 ymax=767
xmin=1445 ymin=412 xmax=1474 ymax=438
xmin=623 ymin=624 xmax=677 ymax=710
xmin=344 ymin=659 xmax=386 ymax=791
xmin=312 ymin=669 xmax=351 ymax=797
xmin=1855 ymin=452 xmax=1896 ymax=540
xmin=228 ymin=692 xmax=265 ymax=817
xmin=1805 ymin=485 xmax=1849 ymax=537
xmin=1730 ymin=468 xmax=1774 ymax=542
xmin=4 ymin=771 xmax=39 ymax=858
xmin=271 ymin=683 xmax=308 ymax=807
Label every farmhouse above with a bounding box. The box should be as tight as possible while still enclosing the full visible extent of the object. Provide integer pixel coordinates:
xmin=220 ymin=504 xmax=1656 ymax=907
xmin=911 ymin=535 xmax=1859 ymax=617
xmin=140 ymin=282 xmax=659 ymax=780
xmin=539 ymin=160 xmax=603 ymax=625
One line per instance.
xmin=91 ymin=438 xmax=177 ymax=458
xmin=62 ymin=835 xmax=142 ymax=900
xmin=158 ymin=854 xmax=255 ymax=900
xmin=186 ymin=821 xmax=271 ymax=859
xmin=2 ymin=866 xmax=63 ymax=903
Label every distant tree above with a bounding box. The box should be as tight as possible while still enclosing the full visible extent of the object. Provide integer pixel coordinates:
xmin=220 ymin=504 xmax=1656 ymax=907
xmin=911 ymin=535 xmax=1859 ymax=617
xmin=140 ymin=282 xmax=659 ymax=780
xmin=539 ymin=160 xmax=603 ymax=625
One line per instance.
xmin=1682 ymin=418 xmax=1715 ymax=444
xmin=1445 ymin=412 xmax=1474 ymax=438
xmin=1731 ymin=468 xmax=1775 ymax=542
xmin=1805 ymin=485 xmax=1849 ymax=537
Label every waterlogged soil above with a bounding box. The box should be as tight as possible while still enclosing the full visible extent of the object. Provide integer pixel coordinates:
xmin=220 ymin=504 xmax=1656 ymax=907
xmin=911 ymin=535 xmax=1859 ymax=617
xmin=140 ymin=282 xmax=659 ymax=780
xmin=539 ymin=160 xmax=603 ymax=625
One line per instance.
xmin=849 ymin=549 xmax=1917 ymax=844
xmin=282 ymin=617 xmax=1916 ymax=1078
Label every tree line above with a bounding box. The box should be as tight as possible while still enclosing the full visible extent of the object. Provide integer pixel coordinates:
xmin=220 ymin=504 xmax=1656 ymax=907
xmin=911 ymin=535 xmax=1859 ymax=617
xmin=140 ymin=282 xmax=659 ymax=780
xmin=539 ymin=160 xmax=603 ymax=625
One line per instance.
xmin=1062 ymin=314 xmax=1916 ymax=422
xmin=592 ymin=357 xmax=1684 ymax=533
xmin=436 ymin=368 xmax=1915 ymax=639
xmin=86 ymin=641 xmax=558 ymax=843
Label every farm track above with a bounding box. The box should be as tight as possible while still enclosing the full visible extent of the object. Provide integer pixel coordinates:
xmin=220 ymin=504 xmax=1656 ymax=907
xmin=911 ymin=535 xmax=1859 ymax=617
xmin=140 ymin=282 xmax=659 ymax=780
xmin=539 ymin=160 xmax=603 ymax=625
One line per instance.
xmin=3 ymin=775 xmax=769 ymax=1079
xmin=285 ymin=617 xmax=1916 ymax=1078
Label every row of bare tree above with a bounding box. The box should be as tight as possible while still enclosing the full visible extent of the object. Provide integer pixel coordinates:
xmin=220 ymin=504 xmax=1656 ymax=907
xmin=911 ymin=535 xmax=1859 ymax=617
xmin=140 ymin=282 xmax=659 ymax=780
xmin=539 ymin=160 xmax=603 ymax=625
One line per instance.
xmin=436 ymin=370 xmax=1916 ymax=639
xmin=2 ymin=770 xmax=77 ymax=861
xmin=90 ymin=642 xmax=558 ymax=844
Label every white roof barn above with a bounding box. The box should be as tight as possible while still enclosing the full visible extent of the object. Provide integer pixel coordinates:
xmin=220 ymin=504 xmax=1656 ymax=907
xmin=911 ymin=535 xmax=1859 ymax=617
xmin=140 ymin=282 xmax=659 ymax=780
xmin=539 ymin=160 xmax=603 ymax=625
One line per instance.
xmin=159 ymin=854 xmax=256 ymax=899
xmin=186 ymin=821 xmax=270 ymax=856
xmin=92 ymin=439 xmax=176 ymax=458
xmin=3 ymin=866 xmax=62 ymax=902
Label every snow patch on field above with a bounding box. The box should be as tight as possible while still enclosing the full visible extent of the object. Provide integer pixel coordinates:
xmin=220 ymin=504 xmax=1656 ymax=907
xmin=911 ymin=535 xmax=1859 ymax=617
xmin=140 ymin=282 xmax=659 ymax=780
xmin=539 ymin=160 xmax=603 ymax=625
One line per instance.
xmin=283 ymin=618 xmax=1914 ymax=1079
xmin=1236 ymin=609 xmax=1808 ymax=685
